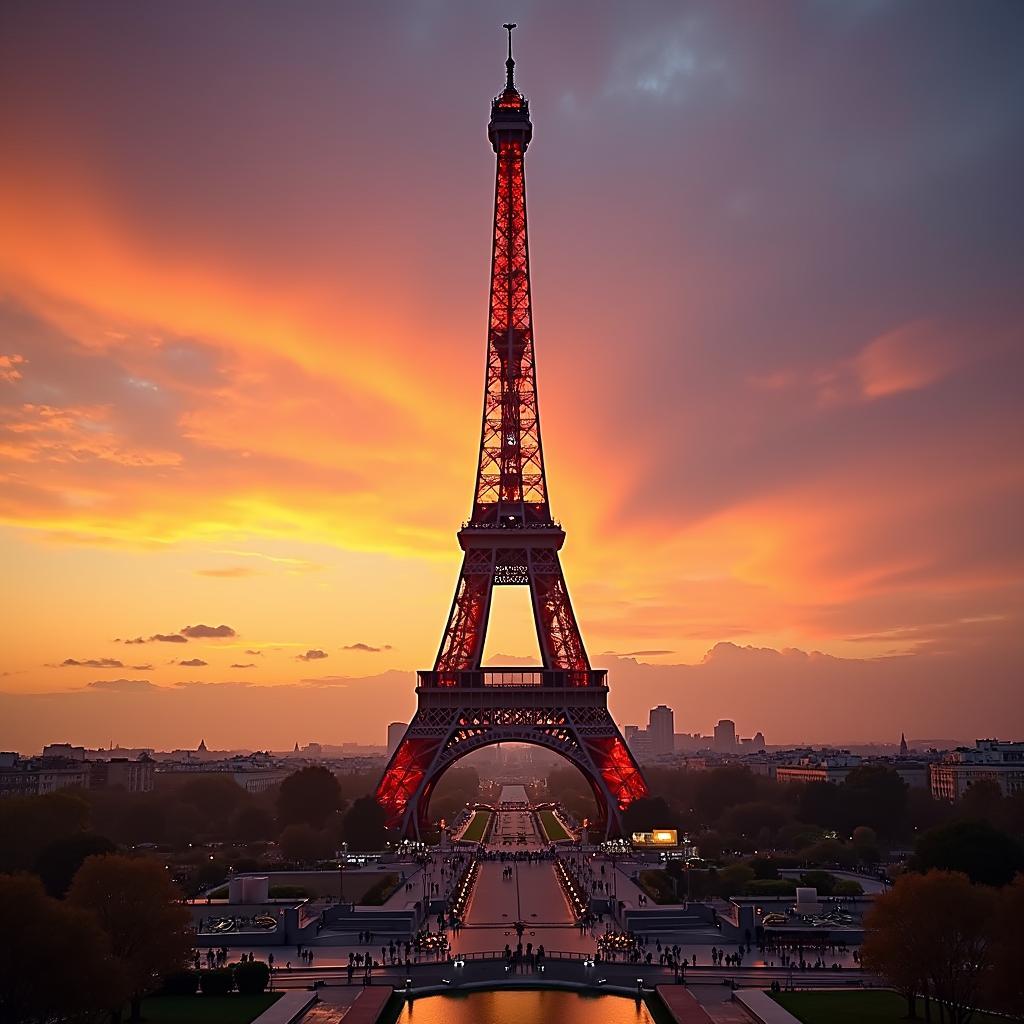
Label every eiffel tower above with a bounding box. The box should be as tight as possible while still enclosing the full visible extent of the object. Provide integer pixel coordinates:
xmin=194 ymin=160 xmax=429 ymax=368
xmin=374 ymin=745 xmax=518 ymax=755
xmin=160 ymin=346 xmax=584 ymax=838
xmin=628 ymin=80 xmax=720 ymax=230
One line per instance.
xmin=376 ymin=26 xmax=648 ymax=838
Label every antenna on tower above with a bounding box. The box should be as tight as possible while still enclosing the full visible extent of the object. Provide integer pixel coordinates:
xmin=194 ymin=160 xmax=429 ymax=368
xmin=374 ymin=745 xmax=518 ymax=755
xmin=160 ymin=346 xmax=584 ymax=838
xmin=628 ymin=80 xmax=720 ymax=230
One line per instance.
xmin=503 ymin=22 xmax=517 ymax=89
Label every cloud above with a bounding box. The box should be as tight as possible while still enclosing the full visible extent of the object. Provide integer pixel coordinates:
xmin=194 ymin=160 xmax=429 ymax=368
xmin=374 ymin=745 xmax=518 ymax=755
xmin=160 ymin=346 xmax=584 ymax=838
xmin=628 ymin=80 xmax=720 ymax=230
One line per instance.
xmin=117 ymin=634 xmax=188 ymax=644
xmin=216 ymin=550 xmax=324 ymax=574
xmin=601 ymin=650 xmax=675 ymax=658
xmin=296 ymin=649 xmax=328 ymax=661
xmin=87 ymin=678 xmax=158 ymax=692
xmin=342 ymin=642 xmax=392 ymax=653
xmin=180 ymin=624 xmax=236 ymax=638
xmin=243 ymin=649 xmax=263 ymax=656
xmin=230 ymin=662 xmax=256 ymax=669
xmin=195 ymin=566 xmax=261 ymax=578
xmin=178 ymin=658 xmax=208 ymax=667
xmin=1 ymin=354 xmax=26 ymax=383
xmin=853 ymin=320 xmax=964 ymax=400
xmin=61 ymin=657 xmax=124 ymax=668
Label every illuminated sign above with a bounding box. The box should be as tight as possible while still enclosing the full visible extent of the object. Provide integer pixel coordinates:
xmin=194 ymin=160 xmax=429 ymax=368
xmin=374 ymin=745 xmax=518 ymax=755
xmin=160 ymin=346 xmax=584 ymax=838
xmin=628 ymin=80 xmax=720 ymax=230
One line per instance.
xmin=631 ymin=829 xmax=678 ymax=847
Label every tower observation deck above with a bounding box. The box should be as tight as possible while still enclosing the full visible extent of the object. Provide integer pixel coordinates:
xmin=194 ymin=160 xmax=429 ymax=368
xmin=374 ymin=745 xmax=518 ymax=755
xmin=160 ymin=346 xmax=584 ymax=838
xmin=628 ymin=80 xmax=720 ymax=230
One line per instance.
xmin=375 ymin=27 xmax=648 ymax=839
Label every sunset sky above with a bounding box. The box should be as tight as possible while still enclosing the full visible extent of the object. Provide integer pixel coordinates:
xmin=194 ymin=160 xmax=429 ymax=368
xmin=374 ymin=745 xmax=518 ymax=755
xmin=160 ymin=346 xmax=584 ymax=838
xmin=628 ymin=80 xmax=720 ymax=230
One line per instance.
xmin=1 ymin=2 xmax=1022 ymax=752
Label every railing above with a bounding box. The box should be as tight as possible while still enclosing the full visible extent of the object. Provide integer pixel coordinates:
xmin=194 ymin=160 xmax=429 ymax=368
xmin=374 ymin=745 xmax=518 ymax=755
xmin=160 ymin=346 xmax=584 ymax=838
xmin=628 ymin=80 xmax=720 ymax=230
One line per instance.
xmin=419 ymin=668 xmax=606 ymax=689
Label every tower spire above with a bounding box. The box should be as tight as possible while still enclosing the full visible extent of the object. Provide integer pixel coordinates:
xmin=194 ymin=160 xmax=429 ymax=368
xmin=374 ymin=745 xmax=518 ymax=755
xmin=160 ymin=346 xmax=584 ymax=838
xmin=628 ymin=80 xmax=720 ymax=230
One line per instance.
xmin=503 ymin=22 xmax=516 ymax=90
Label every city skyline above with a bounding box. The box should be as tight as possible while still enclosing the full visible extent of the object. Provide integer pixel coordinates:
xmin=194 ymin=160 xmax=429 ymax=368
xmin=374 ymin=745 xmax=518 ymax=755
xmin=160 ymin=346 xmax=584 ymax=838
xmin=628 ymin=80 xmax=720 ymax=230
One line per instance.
xmin=2 ymin=4 xmax=1023 ymax=751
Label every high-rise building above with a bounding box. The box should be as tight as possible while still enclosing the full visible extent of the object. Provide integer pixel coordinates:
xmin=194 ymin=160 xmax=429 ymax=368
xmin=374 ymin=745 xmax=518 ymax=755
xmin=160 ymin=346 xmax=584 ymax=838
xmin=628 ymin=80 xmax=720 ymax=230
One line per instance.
xmin=713 ymin=719 xmax=737 ymax=752
xmin=648 ymin=705 xmax=675 ymax=755
xmin=387 ymin=722 xmax=406 ymax=759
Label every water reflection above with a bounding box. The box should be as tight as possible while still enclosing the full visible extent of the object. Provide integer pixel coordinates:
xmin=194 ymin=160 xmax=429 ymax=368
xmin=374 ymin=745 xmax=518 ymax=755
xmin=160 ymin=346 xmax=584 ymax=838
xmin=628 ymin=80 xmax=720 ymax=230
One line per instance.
xmin=393 ymin=989 xmax=659 ymax=1024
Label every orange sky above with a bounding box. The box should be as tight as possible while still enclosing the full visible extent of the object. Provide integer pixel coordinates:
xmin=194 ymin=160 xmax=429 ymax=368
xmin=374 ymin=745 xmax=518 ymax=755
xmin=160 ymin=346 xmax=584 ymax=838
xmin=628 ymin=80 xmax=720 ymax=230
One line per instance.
xmin=1 ymin=4 xmax=1022 ymax=751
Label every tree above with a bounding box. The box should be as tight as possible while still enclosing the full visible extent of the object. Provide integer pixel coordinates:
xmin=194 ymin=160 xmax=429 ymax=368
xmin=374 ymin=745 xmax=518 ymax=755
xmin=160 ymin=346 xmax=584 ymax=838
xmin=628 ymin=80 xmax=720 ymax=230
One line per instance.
xmin=343 ymin=795 xmax=388 ymax=851
xmin=34 ymin=832 xmax=118 ymax=898
xmin=279 ymin=823 xmax=332 ymax=864
xmin=693 ymin=766 xmax=759 ymax=822
xmin=851 ymin=825 xmax=880 ymax=865
xmin=863 ymin=870 xmax=994 ymax=1023
xmin=68 ymin=854 xmax=193 ymax=1022
xmin=986 ymin=873 xmax=1024 ymax=1019
xmin=231 ymin=804 xmax=276 ymax=843
xmin=277 ymin=766 xmax=342 ymax=828
xmin=717 ymin=800 xmax=791 ymax=842
xmin=842 ymin=765 xmax=909 ymax=838
xmin=715 ymin=863 xmax=755 ymax=897
xmin=913 ymin=819 xmax=1024 ymax=886
xmin=0 ymin=873 xmax=127 ymax=1024
xmin=797 ymin=781 xmax=840 ymax=829
xmin=622 ymin=796 xmax=676 ymax=834
xmin=179 ymin=775 xmax=246 ymax=821
xmin=0 ymin=790 xmax=91 ymax=873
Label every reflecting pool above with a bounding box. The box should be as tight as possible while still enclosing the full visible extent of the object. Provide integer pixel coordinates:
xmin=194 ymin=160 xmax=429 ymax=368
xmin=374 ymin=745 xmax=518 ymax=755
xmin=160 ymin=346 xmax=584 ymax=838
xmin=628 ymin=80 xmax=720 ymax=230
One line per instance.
xmin=392 ymin=989 xmax=664 ymax=1024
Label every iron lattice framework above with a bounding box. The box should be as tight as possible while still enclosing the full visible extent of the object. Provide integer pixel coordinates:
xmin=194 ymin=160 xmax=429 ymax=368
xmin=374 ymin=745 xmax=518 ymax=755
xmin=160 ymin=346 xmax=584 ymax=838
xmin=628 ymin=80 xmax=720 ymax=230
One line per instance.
xmin=376 ymin=28 xmax=648 ymax=838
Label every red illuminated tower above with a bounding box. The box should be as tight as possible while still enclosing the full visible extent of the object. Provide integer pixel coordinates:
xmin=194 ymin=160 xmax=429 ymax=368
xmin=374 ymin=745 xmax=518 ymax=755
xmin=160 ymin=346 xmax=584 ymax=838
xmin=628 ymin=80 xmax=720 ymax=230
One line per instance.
xmin=376 ymin=26 xmax=648 ymax=838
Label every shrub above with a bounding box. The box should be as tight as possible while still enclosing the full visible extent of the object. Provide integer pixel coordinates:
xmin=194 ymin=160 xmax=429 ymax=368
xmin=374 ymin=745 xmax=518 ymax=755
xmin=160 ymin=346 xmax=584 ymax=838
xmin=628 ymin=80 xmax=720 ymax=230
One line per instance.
xmin=833 ymin=879 xmax=864 ymax=896
xmin=360 ymin=873 xmax=399 ymax=906
xmin=743 ymin=879 xmax=797 ymax=896
xmin=161 ymin=969 xmax=200 ymax=995
xmin=199 ymin=968 xmax=234 ymax=995
xmin=268 ymin=885 xmax=308 ymax=899
xmin=234 ymin=960 xmax=270 ymax=995
xmin=638 ymin=869 xmax=678 ymax=905
xmin=800 ymin=869 xmax=837 ymax=895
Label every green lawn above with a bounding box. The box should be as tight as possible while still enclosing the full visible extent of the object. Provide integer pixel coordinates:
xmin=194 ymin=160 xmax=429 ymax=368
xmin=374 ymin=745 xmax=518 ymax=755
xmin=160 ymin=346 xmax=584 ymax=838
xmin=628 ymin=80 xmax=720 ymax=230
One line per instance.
xmin=538 ymin=809 xmax=571 ymax=842
xmin=460 ymin=810 xmax=492 ymax=843
xmin=771 ymin=990 xmax=1006 ymax=1024
xmin=141 ymin=994 xmax=280 ymax=1024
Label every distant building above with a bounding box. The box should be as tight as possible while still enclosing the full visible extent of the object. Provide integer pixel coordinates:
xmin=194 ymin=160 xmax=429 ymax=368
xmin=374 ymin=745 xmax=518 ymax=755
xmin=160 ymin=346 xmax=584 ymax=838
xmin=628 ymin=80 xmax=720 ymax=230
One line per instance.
xmin=89 ymin=754 xmax=155 ymax=793
xmin=387 ymin=722 xmax=406 ymax=758
xmin=648 ymin=706 xmax=675 ymax=755
xmin=713 ymin=719 xmax=737 ymax=753
xmin=0 ymin=757 xmax=90 ymax=796
xmin=899 ymin=733 xmax=909 ymax=758
xmin=776 ymin=751 xmax=928 ymax=788
xmin=930 ymin=739 xmax=1024 ymax=801
xmin=41 ymin=743 xmax=88 ymax=761
xmin=776 ymin=753 xmax=862 ymax=785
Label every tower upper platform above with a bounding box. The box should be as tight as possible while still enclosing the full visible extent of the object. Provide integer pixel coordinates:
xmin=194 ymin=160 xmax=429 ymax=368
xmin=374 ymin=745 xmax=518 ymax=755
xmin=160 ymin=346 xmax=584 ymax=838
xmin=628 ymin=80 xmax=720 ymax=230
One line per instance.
xmin=489 ymin=24 xmax=532 ymax=151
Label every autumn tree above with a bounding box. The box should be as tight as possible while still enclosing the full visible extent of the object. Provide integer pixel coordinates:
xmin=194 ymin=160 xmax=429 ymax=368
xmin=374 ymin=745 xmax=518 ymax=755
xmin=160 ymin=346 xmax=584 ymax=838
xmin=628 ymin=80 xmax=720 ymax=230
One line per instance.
xmin=68 ymin=854 xmax=193 ymax=1022
xmin=863 ymin=870 xmax=994 ymax=1023
xmin=277 ymin=766 xmax=342 ymax=828
xmin=986 ymin=873 xmax=1024 ymax=1019
xmin=0 ymin=873 xmax=127 ymax=1024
